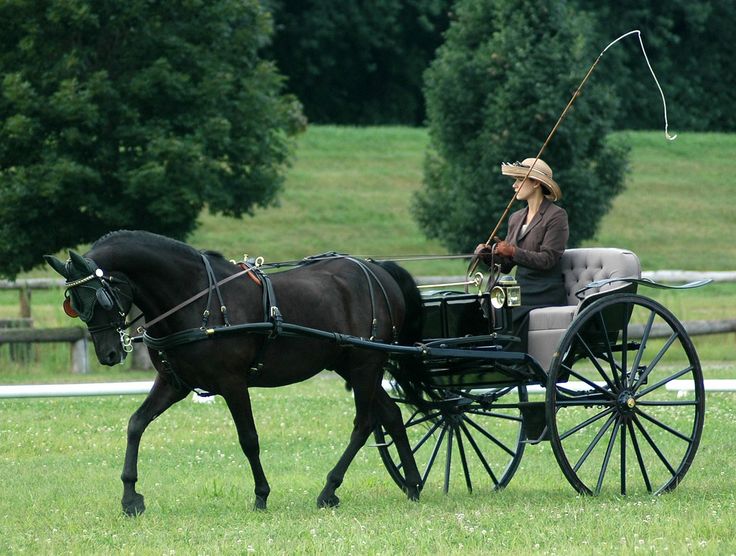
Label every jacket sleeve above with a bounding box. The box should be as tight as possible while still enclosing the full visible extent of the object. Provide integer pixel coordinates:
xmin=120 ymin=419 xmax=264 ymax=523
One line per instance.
xmin=498 ymin=213 xmax=519 ymax=273
xmin=512 ymin=208 xmax=569 ymax=270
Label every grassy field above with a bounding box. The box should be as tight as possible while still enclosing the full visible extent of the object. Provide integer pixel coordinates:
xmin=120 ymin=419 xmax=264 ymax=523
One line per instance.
xmin=1 ymin=378 xmax=735 ymax=554
xmin=1 ymin=127 xmax=735 ymax=553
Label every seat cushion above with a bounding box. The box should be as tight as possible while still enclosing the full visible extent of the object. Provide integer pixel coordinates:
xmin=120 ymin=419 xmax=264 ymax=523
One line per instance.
xmin=528 ymin=305 xmax=576 ymax=331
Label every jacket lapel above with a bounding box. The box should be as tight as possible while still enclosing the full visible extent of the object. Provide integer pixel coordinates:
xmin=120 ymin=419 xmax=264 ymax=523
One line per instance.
xmin=517 ymin=199 xmax=550 ymax=240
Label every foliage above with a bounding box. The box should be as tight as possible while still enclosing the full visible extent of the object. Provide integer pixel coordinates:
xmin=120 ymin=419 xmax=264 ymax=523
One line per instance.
xmin=266 ymin=0 xmax=450 ymax=125
xmin=577 ymin=0 xmax=736 ymax=132
xmin=414 ymin=0 xmax=629 ymax=252
xmin=0 ymin=0 xmax=304 ymax=278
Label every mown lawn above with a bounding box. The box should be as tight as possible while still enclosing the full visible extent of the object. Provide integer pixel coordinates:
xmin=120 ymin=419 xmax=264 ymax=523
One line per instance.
xmin=1 ymin=378 xmax=735 ymax=554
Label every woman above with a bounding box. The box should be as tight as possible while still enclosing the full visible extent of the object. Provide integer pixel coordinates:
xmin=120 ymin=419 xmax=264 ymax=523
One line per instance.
xmin=475 ymin=157 xmax=569 ymax=350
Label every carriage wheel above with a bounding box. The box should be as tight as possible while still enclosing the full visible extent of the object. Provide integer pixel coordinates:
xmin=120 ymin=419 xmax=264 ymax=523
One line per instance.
xmin=547 ymin=293 xmax=705 ymax=495
xmin=374 ymin=382 xmax=527 ymax=494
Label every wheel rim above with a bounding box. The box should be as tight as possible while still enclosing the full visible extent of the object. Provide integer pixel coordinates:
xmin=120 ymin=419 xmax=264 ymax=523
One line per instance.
xmin=375 ymin=383 xmax=527 ymax=494
xmin=547 ymin=294 xmax=705 ymax=495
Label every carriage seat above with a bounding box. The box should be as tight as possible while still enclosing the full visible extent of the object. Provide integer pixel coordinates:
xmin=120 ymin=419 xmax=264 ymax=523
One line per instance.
xmin=527 ymin=248 xmax=641 ymax=369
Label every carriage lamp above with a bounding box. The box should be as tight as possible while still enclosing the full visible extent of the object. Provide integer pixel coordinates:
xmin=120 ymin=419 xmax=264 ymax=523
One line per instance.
xmin=490 ymin=275 xmax=521 ymax=309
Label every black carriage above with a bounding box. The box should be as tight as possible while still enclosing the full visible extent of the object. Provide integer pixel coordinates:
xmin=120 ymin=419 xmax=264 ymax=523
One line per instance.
xmin=374 ymin=247 xmax=706 ymax=497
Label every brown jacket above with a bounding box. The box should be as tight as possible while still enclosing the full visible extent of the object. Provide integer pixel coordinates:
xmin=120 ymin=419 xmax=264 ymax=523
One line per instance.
xmin=500 ymin=198 xmax=569 ymax=273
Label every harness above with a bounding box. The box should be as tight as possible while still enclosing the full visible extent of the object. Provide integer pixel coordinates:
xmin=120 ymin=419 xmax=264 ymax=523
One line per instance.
xmin=97 ymin=253 xmax=397 ymax=391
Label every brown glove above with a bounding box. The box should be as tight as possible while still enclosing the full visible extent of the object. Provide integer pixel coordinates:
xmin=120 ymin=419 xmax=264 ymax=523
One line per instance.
xmin=474 ymin=243 xmax=494 ymax=266
xmin=493 ymin=237 xmax=516 ymax=259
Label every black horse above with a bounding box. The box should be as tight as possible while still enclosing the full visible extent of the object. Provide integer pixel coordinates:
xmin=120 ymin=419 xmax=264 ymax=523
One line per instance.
xmin=45 ymin=230 xmax=427 ymax=515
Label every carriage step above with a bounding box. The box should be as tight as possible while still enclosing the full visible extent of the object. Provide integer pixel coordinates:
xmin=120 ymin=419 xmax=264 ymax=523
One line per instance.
xmin=522 ymin=425 xmax=549 ymax=445
xmin=519 ymin=402 xmax=549 ymax=444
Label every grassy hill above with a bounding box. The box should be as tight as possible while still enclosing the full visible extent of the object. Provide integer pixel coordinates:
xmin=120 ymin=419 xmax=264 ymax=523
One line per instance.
xmin=190 ymin=127 xmax=736 ymax=275
xmin=2 ymin=126 xmax=733 ymax=378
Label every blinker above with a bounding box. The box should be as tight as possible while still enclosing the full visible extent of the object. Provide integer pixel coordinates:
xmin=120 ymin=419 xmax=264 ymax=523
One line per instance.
xmin=63 ymin=297 xmax=79 ymax=318
xmin=96 ymin=287 xmax=115 ymax=311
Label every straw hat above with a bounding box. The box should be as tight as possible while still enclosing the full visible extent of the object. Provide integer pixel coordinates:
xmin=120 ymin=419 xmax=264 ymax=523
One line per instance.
xmin=501 ymin=158 xmax=562 ymax=201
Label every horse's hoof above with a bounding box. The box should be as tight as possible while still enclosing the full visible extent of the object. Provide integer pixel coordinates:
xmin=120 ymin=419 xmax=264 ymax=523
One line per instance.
xmin=122 ymin=493 xmax=146 ymax=516
xmin=406 ymin=486 xmax=420 ymax=502
xmin=317 ymin=493 xmax=340 ymax=508
xmin=253 ymin=496 xmax=267 ymax=511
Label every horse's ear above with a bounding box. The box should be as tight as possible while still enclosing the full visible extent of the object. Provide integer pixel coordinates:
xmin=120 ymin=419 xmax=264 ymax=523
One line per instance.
xmin=44 ymin=255 xmax=69 ymax=279
xmin=68 ymin=251 xmax=91 ymax=272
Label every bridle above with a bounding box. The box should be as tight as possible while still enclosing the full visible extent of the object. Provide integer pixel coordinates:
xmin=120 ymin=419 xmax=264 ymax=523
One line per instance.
xmin=64 ymin=268 xmax=137 ymax=353
xmin=64 ymin=255 xmax=266 ymax=355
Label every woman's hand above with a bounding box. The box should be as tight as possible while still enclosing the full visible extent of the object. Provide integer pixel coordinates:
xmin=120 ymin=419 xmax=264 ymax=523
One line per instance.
xmin=474 ymin=243 xmax=491 ymax=255
xmin=493 ymin=238 xmax=516 ymax=259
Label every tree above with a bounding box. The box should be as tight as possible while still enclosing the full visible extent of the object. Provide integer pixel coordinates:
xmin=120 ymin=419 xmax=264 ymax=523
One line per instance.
xmin=577 ymin=0 xmax=736 ymax=132
xmin=0 ymin=0 xmax=304 ymax=278
xmin=266 ymin=0 xmax=450 ymax=125
xmin=415 ymin=0 xmax=629 ymax=253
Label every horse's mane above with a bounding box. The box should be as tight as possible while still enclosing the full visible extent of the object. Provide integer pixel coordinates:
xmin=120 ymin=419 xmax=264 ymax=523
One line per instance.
xmin=92 ymin=230 xmax=226 ymax=262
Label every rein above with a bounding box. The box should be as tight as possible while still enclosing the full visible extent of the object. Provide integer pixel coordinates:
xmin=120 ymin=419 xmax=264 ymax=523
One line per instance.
xmin=139 ymin=261 xmax=261 ymax=332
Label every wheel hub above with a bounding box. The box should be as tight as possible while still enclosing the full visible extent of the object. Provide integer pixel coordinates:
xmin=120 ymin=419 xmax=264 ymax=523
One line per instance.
xmin=617 ymin=391 xmax=637 ymax=416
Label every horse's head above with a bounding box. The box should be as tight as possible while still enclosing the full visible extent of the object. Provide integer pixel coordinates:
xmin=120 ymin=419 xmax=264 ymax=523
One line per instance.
xmin=45 ymin=251 xmax=135 ymax=366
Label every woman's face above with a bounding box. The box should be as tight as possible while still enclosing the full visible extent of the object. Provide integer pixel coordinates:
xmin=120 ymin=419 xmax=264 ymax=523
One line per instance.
xmin=513 ymin=178 xmax=543 ymax=201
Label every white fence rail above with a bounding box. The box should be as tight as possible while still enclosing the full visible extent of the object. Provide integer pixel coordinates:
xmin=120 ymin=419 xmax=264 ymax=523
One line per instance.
xmin=3 ymin=379 xmax=736 ymax=400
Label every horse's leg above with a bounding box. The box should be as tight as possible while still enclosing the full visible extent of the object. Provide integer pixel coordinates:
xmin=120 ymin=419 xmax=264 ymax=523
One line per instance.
xmin=374 ymin=387 xmax=422 ymax=501
xmin=317 ymin=368 xmax=379 ymax=508
xmin=220 ymin=383 xmax=271 ymax=510
xmin=121 ymin=374 xmax=189 ymax=516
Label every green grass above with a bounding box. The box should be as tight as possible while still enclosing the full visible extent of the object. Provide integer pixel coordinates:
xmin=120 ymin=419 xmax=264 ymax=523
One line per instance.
xmin=1 ymin=378 xmax=735 ymax=554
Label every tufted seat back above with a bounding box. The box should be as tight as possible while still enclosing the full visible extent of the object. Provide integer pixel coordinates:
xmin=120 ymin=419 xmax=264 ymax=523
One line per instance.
xmin=560 ymin=248 xmax=641 ymax=304
xmin=527 ymin=248 xmax=641 ymax=369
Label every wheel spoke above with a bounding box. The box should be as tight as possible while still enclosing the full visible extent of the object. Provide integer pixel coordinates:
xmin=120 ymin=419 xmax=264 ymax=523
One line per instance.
xmin=635 ymin=407 xmax=694 ymax=443
xmin=635 ymin=366 xmax=694 ymax=399
xmin=560 ymin=365 xmax=617 ymax=399
xmin=573 ymin=333 xmax=618 ymax=392
xmin=407 ymin=417 xmax=445 ymax=460
xmin=627 ymin=420 xmax=652 ymax=493
xmin=631 ymin=415 xmax=677 ymax=476
xmin=464 ymin=415 xmax=516 ymax=457
xmin=620 ymin=303 xmax=630 ymax=388
xmin=636 ymin=399 xmax=699 ymax=407
xmin=558 ymin=406 xmax=615 ymax=441
xmin=632 ymin=333 xmax=678 ymax=390
xmin=422 ymin=422 xmax=448 ymax=485
xmin=620 ymin=421 xmax=627 ymax=495
xmin=573 ymin=414 xmax=616 ymax=473
xmin=629 ymin=309 xmax=656 ymax=379
xmin=459 ymin=421 xmax=500 ymax=486
xmin=595 ymin=311 xmax=622 ymax=390
xmin=595 ymin=415 xmax=621 ymax=495
xmin=406 ymin=410 xmax=443 ymax=428
xmin=466 ymin=409 xmax=523 ymax=422
xmin=455 ymin=426 xmax=473 ymax=493
xmin=444 ymin=425 xmax=454 ymax=493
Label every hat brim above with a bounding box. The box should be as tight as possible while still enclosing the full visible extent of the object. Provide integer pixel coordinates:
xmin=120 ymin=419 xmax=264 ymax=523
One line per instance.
xmin=501 ymin=163 xmax=562 ymax=201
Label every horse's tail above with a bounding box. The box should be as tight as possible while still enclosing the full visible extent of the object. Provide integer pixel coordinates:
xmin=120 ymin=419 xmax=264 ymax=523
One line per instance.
xmin=375 ymin=261 xmax=436 ymax=411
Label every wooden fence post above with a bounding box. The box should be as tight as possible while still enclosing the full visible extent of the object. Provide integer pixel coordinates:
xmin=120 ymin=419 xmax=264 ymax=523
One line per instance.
xmin=131 ymin=342 xmax=153 ymax=370
xmin=19 ymin=286 xmax=31 ymax=319
xmin=71 ymin=337 xmax=89 ymax=374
